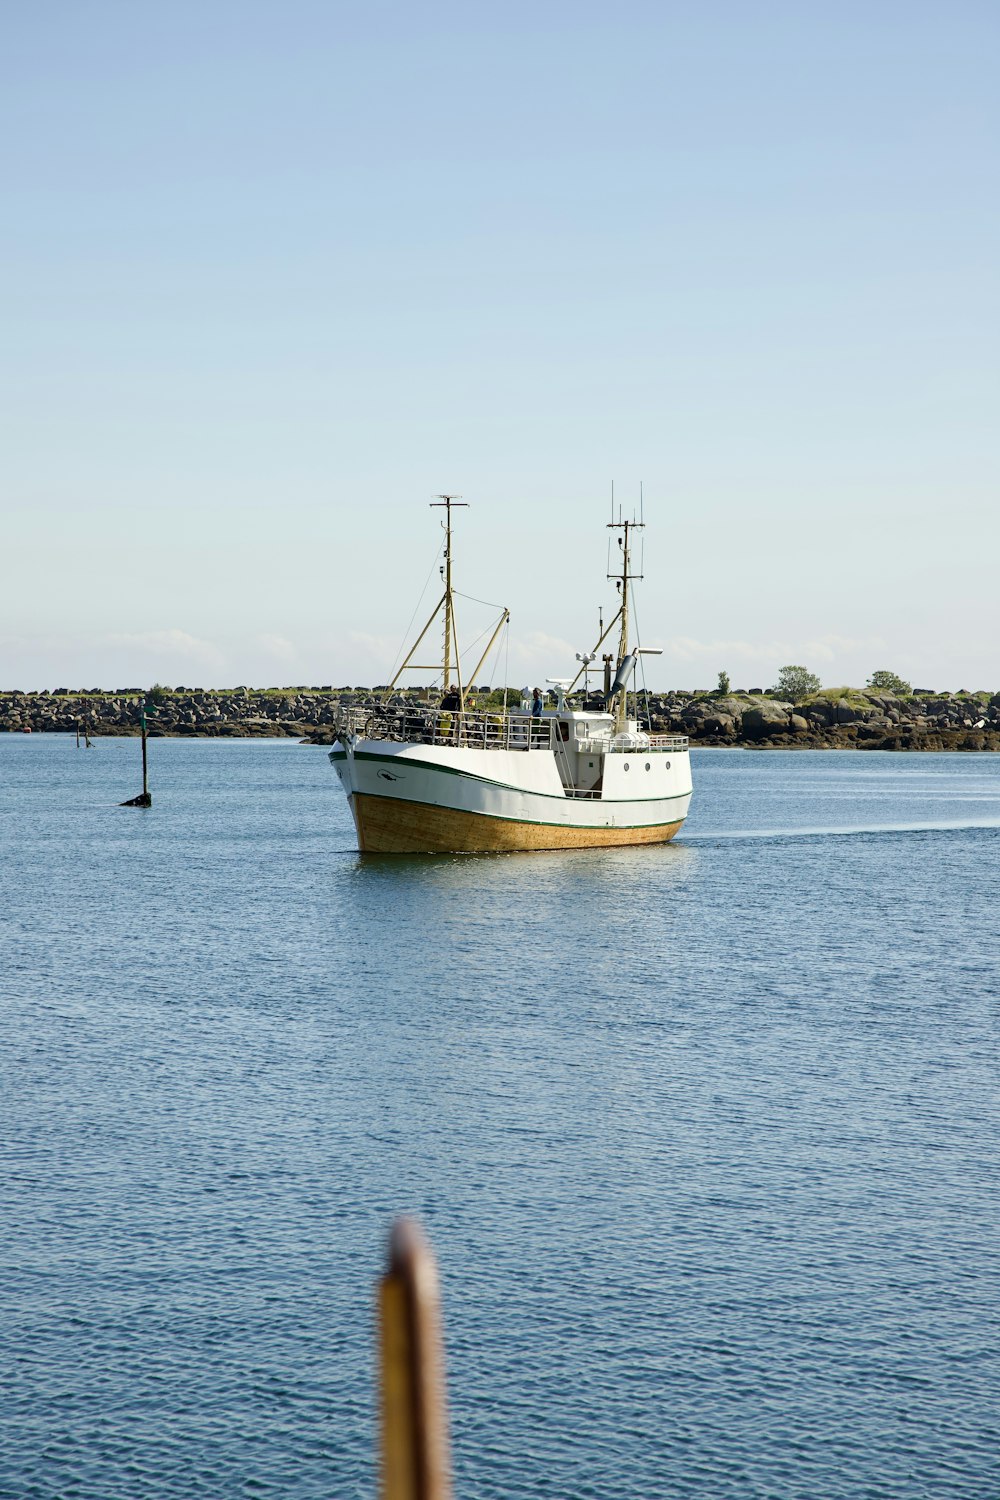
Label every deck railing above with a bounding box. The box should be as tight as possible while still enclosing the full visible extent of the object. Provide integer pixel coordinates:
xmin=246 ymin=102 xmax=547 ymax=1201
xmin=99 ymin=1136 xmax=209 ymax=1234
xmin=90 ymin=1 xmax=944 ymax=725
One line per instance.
xmin=335 ymin=705 xmax=687 ymax=754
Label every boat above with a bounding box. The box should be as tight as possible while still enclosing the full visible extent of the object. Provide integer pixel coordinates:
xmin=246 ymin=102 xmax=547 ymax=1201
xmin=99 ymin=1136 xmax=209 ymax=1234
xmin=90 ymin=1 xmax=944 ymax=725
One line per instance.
xmin=330 ymin=496 xmax=693 ymax=853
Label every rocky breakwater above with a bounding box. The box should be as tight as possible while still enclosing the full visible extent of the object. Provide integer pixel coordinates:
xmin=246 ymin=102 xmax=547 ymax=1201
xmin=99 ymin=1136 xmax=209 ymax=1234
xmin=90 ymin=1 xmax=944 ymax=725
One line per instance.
xmin=5 ymin=688 xmax=1000 ymax=750
xmin=0 ymin=689 xmax=343 ymax=737
xmin=647 ymin=691 xmax=1000 ymax=750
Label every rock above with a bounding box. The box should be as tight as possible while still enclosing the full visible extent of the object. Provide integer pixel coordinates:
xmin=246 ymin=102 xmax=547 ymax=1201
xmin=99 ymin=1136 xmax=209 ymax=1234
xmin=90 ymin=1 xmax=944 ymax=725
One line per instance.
xmin=681 ymin=696 xmax=744 ymax=725
xmin=701 ymin=714 xmax=737 ymax=736
xmin=742 ymin=701 xmax=791 ymax=739
xmin=789 ymin=714 xmax=809 ymax=733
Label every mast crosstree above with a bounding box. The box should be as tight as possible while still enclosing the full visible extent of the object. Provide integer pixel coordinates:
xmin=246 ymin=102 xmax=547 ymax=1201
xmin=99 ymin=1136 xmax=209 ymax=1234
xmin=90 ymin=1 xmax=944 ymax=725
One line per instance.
xmin=564 ymin=501 xmax=646 ymax=727
xmin=381 ymin=496 xmax=507 ymax=708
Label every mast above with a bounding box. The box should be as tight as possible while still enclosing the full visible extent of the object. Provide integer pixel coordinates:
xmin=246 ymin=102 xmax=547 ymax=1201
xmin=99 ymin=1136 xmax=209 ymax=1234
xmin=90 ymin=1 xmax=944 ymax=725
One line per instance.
xmin=607 ymin=511 xmax=644 ymax=731
xmin=431 ymin=495 xmax=467 ymax=698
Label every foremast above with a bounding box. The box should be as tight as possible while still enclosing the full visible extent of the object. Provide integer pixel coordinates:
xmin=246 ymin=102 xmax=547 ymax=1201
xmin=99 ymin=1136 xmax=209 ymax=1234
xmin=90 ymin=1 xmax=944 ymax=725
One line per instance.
xmin=432 ymin=494 xmax=466 ymax=703
xmin=380 ymin=497 xmax=509 ymax=710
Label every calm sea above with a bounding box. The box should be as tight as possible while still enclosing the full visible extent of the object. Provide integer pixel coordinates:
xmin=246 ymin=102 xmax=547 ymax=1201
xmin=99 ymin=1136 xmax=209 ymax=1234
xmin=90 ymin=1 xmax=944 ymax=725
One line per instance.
xmin=2 ymin=736 xmax=999 ymax=1499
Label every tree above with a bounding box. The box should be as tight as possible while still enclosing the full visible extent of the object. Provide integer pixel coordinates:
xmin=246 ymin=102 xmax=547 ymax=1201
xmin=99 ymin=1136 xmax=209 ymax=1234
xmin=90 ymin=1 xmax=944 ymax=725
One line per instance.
xmin=866 ymin=669 xmax=911 ymax=696
xmin=770 ymin=665 xmax=821 ymax=703
xmin=716 ymin=670 xmax=731 ymax=695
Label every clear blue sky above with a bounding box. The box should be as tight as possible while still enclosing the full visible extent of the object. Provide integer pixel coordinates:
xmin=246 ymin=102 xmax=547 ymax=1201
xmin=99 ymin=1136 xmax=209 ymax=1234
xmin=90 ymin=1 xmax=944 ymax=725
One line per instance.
xmin=3 ymin=1 xmax=997 ymax=690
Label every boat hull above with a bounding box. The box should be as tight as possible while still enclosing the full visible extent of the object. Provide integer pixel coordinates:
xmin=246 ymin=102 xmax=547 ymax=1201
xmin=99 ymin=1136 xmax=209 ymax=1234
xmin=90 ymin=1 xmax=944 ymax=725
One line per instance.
xmin=350 ymin=791 xmax=685 ymax=853
xmin=332 ymin=739 xmax=692 ymax=854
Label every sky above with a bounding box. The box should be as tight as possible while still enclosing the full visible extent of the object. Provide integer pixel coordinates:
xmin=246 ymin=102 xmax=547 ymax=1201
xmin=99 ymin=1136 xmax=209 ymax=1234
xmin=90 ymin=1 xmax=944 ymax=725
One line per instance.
xmin=2 ymin=1 xmax=997 ymax=692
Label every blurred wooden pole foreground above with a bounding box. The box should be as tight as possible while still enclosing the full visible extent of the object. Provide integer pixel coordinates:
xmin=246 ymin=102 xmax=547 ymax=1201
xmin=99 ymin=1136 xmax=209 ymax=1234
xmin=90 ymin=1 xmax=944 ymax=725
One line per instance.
xmin=378 ymin=1218 xmax=453 ymax=1500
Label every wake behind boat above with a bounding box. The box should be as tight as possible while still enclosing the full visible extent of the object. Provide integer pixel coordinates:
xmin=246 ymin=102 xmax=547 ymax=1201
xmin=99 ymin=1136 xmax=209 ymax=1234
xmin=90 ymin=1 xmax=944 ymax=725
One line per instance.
xmin=330 ymin=497 xmax=693 ymax=853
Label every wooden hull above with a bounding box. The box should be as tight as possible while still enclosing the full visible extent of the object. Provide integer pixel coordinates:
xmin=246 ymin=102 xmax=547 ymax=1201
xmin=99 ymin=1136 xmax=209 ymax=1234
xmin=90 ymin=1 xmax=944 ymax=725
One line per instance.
xmin=351 ymin=792 xmax=685 ymax=853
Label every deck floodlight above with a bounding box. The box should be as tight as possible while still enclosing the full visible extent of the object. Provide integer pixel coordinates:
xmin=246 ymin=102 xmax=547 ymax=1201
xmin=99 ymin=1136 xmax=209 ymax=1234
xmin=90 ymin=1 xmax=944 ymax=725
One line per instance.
xmin=575 ymin=651 xmax=597 ymax=696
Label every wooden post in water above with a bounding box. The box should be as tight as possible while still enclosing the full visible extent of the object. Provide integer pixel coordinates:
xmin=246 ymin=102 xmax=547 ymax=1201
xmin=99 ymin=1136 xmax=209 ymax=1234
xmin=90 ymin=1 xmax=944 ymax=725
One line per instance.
xmin=378 ymin=1218 xmax=452 ymax=1500
xmin=120 ymin=701 xmax=153 ymax=807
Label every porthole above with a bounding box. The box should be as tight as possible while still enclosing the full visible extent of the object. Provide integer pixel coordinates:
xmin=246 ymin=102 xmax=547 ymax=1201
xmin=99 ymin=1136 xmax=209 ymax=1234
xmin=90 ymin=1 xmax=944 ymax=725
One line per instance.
xmin=665 ymin=761 xmax=671 ymax=769
xmin=645 ymin=762 xmax=651 ymax=771
xmin=624 ymin=762 xmax=630 ymax=771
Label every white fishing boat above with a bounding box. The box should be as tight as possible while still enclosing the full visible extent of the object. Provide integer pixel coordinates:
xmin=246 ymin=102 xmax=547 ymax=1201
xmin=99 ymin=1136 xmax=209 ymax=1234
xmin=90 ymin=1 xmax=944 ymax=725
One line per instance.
xmin=331 ymin=497 xmax=692 ymax=853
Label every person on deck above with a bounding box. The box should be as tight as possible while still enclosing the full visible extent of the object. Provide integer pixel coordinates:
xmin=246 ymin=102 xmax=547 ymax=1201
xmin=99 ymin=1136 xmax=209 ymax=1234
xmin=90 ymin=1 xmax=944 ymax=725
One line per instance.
xmin=439 ymin=687 xmax=461 ymax=743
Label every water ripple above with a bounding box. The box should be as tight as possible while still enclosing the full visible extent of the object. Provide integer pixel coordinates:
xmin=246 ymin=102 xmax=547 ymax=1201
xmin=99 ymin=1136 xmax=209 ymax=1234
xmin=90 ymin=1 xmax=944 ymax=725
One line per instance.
xmin=1 ymin=740 xmax=998 ymax=1497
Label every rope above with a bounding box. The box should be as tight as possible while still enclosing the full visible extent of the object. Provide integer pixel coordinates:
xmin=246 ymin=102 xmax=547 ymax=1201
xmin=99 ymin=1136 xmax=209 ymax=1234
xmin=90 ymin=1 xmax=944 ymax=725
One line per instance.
xmin=487 ymin=617 xmax=509 ymax=700
xmin=459 ymin=619 xmax=496 ymax=658
xmin=629 ymin=583 xmax=653 ymax=730
xmin=453 ymin=588 xmax=506 ymax=610
xmin=387 ymin=538 xmax=444 ymax=679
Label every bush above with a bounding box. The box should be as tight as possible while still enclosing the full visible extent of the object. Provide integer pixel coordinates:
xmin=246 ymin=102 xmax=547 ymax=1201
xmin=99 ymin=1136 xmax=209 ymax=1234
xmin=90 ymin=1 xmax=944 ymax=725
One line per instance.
xmin=770 ymin=665 xmax=821 ymax=704
xmin=716 ymin=670 xmax=731 ymax=695
xmin=867 ymin=669 xmax=911 ymax=695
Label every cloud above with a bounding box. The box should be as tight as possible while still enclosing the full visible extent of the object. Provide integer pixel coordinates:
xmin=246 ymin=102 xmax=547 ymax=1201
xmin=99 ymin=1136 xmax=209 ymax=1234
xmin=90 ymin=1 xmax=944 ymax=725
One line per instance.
xmin=799 ymin=632 xmax=888 ymax=662
xmin=339 ymin=626 xmax=579 ymax=689
xmin=347 ymin=629 xmax=402 ymax=673
xmin=653 ymin=632 xmax=887 ymax=665
xmin=255 ymin=633 xmax=298 ymax=664
xmin=508 ymin=630 xmax=576 ymax=669
xmin=103 ymin=628 xmax=226 ymax=667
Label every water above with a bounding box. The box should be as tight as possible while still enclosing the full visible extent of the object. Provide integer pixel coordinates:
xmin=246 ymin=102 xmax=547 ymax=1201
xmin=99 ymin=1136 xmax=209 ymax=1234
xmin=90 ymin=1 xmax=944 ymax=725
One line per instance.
xmin=1 ymin=736 xmax=998 ymax=1499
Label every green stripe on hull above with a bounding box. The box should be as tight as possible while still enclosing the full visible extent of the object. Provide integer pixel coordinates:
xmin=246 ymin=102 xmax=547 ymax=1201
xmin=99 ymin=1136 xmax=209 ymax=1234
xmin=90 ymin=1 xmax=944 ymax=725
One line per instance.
xmin=334 ymin=746 xmax=690 ymax=807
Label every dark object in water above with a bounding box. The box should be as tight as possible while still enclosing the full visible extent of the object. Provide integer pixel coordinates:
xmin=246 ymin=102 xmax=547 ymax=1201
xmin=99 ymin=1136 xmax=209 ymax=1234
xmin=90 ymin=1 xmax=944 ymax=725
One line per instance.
xmin=121 ymin=705 xmax=153 ymax=805
xmin=120 ymin=791 xmax=152 ymax=807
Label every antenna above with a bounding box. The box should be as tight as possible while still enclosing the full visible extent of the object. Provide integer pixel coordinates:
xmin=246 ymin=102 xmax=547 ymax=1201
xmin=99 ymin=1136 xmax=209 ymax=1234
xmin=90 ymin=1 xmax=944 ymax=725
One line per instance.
xmin=431 ymin=493 xmax=468 ymax=520
xmin=606 ymin=497 xmax=647 ymax=731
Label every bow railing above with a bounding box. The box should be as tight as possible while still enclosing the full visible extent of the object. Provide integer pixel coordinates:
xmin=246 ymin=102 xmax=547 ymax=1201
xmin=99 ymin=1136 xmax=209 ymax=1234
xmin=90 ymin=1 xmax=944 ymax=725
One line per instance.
xmin=334 ymin=706 xmax=688 ymax=755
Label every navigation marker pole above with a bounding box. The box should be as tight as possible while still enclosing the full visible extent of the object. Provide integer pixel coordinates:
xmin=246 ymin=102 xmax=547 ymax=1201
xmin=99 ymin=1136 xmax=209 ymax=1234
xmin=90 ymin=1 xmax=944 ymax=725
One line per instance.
xmin=120 ymin=700 xmax=154 ymax=807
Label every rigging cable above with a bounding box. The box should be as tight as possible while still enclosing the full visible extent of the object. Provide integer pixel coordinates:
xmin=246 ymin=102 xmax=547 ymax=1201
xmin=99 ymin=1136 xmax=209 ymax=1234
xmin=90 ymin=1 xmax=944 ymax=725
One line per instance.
xmin=458 ymin=614 xmax=503 ymax=663
xmin=629 ymin=582 xmax=654 ymax=731
xmin=452 ymin=588 xmax=507 ymax=611
xmin=485 ymin=615 xmax=510 ymax=699
xmin=386 ymin=536 xmax=445 ymax=680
